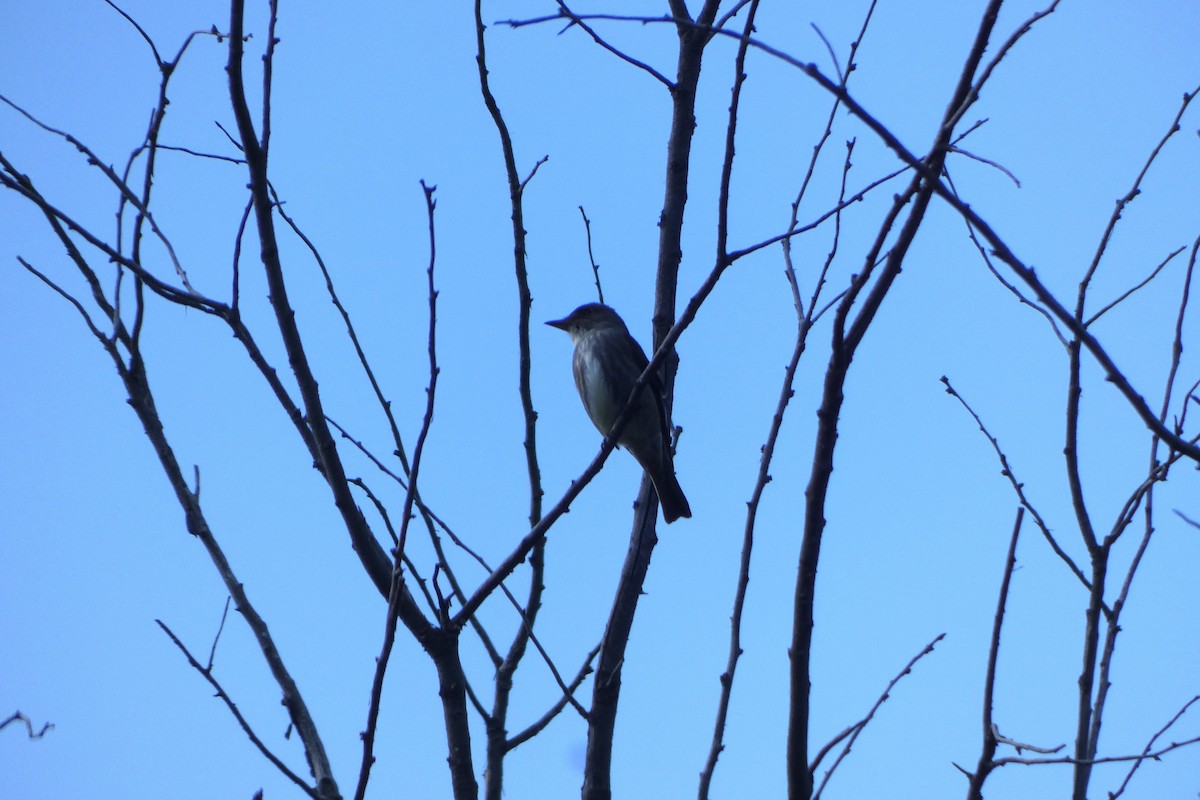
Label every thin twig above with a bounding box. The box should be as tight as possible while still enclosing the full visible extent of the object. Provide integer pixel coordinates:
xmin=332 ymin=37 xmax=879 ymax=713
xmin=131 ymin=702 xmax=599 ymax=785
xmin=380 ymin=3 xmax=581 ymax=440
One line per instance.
xmin=1109 ymin=695 xmax=1200 ymax=800
xmin=579 ymin=205 xmax=604 ymax=304
xmin=810 ymin=632 xmax=946 ymax=798
xmin=1175 ymin=509 xmax=1200 ymax=530
xmin=0 ymin=93 xmax=196 ymax=293
xmin=1086 ymin=246 xmax=1186 ymax=328
xmin=1 ymin=712 xmax=54 ymax=740
xmin=991 ymin=734 xmax=1200 ymax=767
xmin=940 ymin=376 xmax=1092 ymax=593
xmin=965 ymin=508 xmax=1024 ymax=799
xmin=698 ymin=7 xmax=767 ymax=795
xmin=157 ymin=620 xmax=318 ymax=799
xmin=550 ymin=1 xmax=674 ymax=89
xmin=269 ymin=183 xmax=413 ymax=481
xmin=506 ymin=643 xmax=602 ymax=750
xmin=205 ymin=596 xmax=233 ymax=671
xmin=1086 ymin=235 xmax=1200 ymax=775
xmin=948 ymin=145 xmax=1021 ymax=186
xmin=943 ymin=168 xmax=1066 ymax=345
xmin=355 ymin=181 xmax=443 ymax=800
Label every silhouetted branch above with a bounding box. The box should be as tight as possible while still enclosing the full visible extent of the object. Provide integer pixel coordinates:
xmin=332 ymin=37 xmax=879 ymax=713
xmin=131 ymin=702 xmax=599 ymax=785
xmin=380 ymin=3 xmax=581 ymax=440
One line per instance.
xmin=1085 ymin=246 xmax=1185 ymax=327
xmin=0 ymin=93 xmax=196 ymax=294
xmin=551 ymin=1 xmax=674 ymax=88
xmin=1175 ymin=509 xmax=1200 ymax=530
xmin=991 ymin=734 xmax=1200 ymax=768
xmin=475 ymin=3 xmax=558 ymax=793
xmin=1 ymin=712 xmax=53 ymax=740
xmin=943 ymin=168 xmax=1067 ymax=345
xmin=699 ymin=7 xmax=769 ymax=796
xmin=578 ymin=206 xmax=605 ymax=304
xmin=583 ymin=2 xmax=724 ymax=796
xmin=1109 ymin=695 xmax=1200 ymax=800
xmin=940 ymin=376 xmax=1091 ymax=592
xmin=790 ymin=3 xmax=1017 ymax=792
xmin=227 ymin=0 xmax=395 ymax=600
xmin=206 ymin=596 xmax=233 ymax=671
xmin=964 ymin=508 xmax=1024 ymax=800
xmin=158 ymin=620 xmax=320 ymax=800
xmin=506 ymin=643 xmax=602 ymax=750
xmin=810 ymin=633 xmax=946 ymax=799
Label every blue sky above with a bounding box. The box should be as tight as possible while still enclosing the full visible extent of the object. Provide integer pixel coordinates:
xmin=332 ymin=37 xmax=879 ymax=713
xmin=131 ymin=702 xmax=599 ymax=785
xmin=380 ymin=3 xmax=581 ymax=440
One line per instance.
xmin=3 ymin=2 xmax=1199 ymax=798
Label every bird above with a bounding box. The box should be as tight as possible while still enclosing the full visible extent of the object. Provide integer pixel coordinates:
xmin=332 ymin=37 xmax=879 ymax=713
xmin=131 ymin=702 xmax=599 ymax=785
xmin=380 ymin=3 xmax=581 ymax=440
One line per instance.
xmin=546 ymin=303 xmax=691 ymax=523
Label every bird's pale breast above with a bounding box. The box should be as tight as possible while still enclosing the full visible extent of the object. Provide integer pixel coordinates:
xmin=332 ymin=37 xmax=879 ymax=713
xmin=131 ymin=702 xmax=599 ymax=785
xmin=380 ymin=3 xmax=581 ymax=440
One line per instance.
xmin=575 ymin=342 xmax=620 ymax=435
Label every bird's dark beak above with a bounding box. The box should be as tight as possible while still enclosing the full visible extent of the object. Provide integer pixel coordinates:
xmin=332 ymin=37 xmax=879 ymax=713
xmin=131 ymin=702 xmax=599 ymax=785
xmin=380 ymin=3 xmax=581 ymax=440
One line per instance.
xmin=546 ymin=317 xmax=570 ymax=331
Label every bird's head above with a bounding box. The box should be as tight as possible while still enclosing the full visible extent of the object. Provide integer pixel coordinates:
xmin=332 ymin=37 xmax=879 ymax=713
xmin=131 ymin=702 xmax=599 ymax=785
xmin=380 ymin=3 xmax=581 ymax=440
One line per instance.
xmin=546 ymin=303 xmax=625 ymax=339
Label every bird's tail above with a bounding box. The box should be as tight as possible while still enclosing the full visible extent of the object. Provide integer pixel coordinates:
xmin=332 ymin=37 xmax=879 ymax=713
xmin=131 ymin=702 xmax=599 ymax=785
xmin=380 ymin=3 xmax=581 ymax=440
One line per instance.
xmin=653 ymin=470 xmax=692 ymax=524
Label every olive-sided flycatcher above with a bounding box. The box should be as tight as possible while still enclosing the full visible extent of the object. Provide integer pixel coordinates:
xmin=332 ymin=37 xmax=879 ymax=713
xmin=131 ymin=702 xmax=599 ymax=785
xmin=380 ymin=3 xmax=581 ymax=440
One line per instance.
xmin=547 ymin=303 xmax=691 ymax=523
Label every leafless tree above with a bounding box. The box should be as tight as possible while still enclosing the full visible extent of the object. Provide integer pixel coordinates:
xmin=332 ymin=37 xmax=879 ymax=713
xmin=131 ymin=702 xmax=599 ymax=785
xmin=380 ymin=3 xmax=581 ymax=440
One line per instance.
xmin=4 ymin=2 xmax=1197 ymax=799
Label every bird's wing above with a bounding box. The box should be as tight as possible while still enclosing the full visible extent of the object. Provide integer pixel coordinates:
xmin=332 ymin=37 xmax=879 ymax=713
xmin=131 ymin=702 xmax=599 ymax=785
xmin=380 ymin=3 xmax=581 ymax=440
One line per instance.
xmin=626 ymin=331 xmax=671 ymax=447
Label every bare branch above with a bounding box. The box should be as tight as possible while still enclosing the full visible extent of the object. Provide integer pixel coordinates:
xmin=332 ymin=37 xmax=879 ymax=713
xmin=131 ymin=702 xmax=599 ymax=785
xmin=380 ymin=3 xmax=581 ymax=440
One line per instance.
xmin=1086 ymin=246 xmax=1186 ymax=328
xmin=206 ymin=596 xmax=234 ymax=672
xmin=269 ymin=182 xmax=413 ymax=479
xmin=965 ymin=508 xmax=1024 ymax=800
xmin=940 ymin=376 xmax=1092 ymax=592
xmin=948 ymin=144 xmax=1021 ymax=187
xmin=157 ymin=620 xmax=319 ymax=800
xmin=17 ymin=257 xmax=108 ymax=343
xmin=1079 ymin=90 xmax=1194 ymax=301
xmin=550 ymin=1 xmax=674 ymax=89
xmin=1109 ymin=696 xmax=1200 ymax=800
xmin=506 ymin=643 xmax=602 ymax=750
xmin=475 ymin=4 xmax=559 ymax=793
xmin=356 ymin=180 xmax=449 ymax=800
xmin=943 ymin=168 xmax=1067 ymax=345
xmin=994 ymin=727 xmax=1065 ymax=754
xmin=992 ymin=734 xmax=1200 ymax=768
xmin=0 ymin=93 xmax=196 ymax=293
xmin=810 ymin=633 xmax=946 ymax=798
xmin=1175 ymin=509 xmax=1200 ymax=530
xmin=699 ymin=8 xmax=770 ymax=796
xmin=105 ymin=1 xmax=165 ymax=66
xmin=1 ymin=712 xmax=54 ymax=740
xmin=227 ymin=0 xmax=395 ymax=599
xmin=728 ymin=164 xmax=909 ymax=263
xmin=578 ymin=205 xmax=605 ymax=304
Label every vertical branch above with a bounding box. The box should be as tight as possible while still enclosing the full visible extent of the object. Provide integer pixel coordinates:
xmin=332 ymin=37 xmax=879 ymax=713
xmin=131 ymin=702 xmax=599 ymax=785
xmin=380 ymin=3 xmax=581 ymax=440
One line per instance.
xmin=429 ymin=633 xmax=480 ymax=800
xmin=579 ymin=206 xmax=605 ymax=304
xmin=228 ymin=6 xmax=470 ymax=795
xmin=697 ymin=3 xmax=762 ymax=796
xmin=966 ymin=508 xmax=1024 ymax=800
xmin=117 ymin=28 xmax=172 ymax=349
xmin=226 ymin=0 xmax=393 ymax=597
xmin=581 ymin=503 xmax=659 ymax=800
xmin=474 ymin=0 xmax=543 ymax=531
xmin=703 ymin=5 xmax=875 ymax=790
xmin=788 ymin=3 xmax=1007 ymax=797
xmin=1068 ymin=99 xmax=1199 ymax=799
xmin=403 ymin=187 xmax=479 ymax=800
xmin=1081 ymin=237 xmax=1199 ymax=794
xmin=582 ymin=4 xmax=723 ymax=799
xmin=1065 ymin=247 xmax=1101 ymax=795
xmin=355 ymin=182 xmax=446 ymax=800
xmin=652 ymin=0 xmax=721 ymax=351
xmin=474 ymin=2 xmax=549 ymax=797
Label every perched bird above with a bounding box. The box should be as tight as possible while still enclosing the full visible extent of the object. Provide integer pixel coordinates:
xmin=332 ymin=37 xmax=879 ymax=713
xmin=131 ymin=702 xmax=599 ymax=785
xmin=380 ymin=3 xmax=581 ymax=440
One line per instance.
xmin=546 ymin=303 xmax=691 ymax=523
